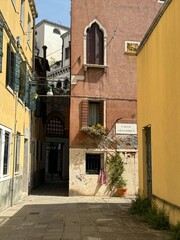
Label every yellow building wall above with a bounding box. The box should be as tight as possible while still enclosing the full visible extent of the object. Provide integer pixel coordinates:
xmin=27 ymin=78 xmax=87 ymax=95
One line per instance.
xmin=137 ymin=0 xmax=180 ymax=224
xmin=0 ymin=1 xmax=36 ymax=205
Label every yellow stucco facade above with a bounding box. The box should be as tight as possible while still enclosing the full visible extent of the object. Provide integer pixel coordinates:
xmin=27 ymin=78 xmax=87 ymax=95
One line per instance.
xmin=137 ymin=0 xmax=180 ymax=225
xmin=0 ymin=1 xmax=37 ymax=211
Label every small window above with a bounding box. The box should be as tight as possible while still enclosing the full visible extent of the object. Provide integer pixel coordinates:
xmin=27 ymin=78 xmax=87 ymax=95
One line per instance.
xmin=86 ymin=154 xmax=102 ymax=174
xmin=86 ymin=22 xmax=104 ymax=65
xmin=0 ymin=127 xmax=11 ymax=177
xmin=81 ymin=100 xmax=104 ymax=128
xmin=46 ymin=117 xmax=64 ymax=136
xmin=53 ymin=28 xmax=60 ymax=35
xmin=88 ymin=102 xmax=100 ymax=126
xmin=65 ymin=47 xmax=70 ymax=60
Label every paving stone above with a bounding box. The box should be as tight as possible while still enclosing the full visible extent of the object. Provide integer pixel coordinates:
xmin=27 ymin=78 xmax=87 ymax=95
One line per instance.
xmin=0 ymin=188 xmax=171 ymax=240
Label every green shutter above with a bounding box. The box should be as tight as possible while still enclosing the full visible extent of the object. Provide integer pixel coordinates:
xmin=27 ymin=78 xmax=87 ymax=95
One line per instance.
xmin=0 ymin=21 xmax=3 ymax=72
xmin=19 ymin=61 xmax=26 ymax=100
xmin=6 ymin=43 xmax=11 ymax=86
xmin=14 ymin=53 xmax=20 ymax=92
xmin=28 ymin=81 xmax=37 ymax=110
xmin=24 ymin=71 xmax=29 ymax=104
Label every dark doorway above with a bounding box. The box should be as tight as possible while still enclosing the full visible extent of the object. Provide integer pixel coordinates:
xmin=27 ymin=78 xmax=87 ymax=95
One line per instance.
xmin=46 ymin=142 xmax=63 ymax=182
xmin=145 ymin=126 xmax=152 ymax=198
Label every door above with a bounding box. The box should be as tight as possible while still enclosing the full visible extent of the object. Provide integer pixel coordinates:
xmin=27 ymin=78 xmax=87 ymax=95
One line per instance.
xmin=145 ymin=126 xmax=152 ymax=198
xmin=46 ymin=142 xmax=63 ymax=181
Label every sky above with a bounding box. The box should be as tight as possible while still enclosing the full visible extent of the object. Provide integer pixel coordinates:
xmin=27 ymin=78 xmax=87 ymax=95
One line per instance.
xmin=35 ymin=0 xmax=71 ymax=27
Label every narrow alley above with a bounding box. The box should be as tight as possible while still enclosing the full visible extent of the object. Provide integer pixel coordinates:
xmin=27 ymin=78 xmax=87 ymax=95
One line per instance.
xmin=0 ymin=183 xmax=170 ymax=240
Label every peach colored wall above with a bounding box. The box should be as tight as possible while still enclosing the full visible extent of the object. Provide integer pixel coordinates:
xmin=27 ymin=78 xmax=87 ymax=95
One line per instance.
xmin=70 ymin=0 xmax=161 ymax=145
xmin=70 ymin=0 xmax=162 ymax=196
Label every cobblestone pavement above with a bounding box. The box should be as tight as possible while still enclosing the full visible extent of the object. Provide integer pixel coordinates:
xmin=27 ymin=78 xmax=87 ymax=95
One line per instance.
xmin=0 ymin=183 xmax=170 ymax=240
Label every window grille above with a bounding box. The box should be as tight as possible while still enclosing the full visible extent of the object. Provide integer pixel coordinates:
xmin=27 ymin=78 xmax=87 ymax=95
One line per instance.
xmin=86 ymin=154 xmax=101 ymax=174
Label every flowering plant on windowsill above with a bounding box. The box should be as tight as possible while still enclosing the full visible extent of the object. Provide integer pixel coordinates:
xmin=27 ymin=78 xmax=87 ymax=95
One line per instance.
xmin=81 ymin=124 xmax=109 ymax=138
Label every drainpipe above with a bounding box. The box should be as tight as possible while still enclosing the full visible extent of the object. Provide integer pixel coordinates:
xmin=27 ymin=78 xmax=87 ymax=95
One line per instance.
xmin=42 ymin=45 xmax=47 ymax=79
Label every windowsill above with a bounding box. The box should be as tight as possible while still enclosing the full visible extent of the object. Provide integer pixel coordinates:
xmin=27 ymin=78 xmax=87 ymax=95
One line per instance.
xmin=6 ymin=85 xmax=14 ymax=95
xmin=84 ymin=64 xmax=108 ymax=72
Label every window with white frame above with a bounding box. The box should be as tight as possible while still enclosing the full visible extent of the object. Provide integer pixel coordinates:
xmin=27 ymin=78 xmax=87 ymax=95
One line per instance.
xmin=15 ymin=132 xmax=20 ymax=173
xmin=84 ymin=20 xmax=107 ymax=66
xmin=0 ymin=126 xmax=11 ymax=178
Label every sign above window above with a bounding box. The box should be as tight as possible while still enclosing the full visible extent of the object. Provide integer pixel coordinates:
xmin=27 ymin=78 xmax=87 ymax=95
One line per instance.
xmin=116 ymin=123 xmax=137 ymax=135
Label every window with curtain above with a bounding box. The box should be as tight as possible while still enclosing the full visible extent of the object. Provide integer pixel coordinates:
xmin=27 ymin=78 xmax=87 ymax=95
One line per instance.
xmin=86 ymin=22 xmax=104 ymax=65
xmin=81 ymin=100 xmax=104 ymax=128
xmin=88 ymin=102 xmax=100 ymax=126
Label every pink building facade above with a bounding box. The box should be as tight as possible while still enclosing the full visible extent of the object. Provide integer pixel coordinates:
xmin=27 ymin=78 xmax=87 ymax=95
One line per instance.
xmin=69 ymin=0 xmax=163 ymax=196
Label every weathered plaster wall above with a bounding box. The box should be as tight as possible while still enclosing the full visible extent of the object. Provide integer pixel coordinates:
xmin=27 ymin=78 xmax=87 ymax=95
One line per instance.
xmin=69 ymin=149 xmax=138 ymax=196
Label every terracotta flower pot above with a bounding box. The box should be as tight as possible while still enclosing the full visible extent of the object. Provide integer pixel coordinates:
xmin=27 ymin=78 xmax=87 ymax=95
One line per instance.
xmin=117 ymin=188 xmax=127 ymax=197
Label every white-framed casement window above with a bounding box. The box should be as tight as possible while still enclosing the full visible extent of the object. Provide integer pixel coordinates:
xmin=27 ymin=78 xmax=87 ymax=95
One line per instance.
xmin=20 ymin=0 xmax=25 ymax=28
xmin=0 ymin=126 xmax=11 ymax=178
xmin=86 ymin=153 xmax=104 ymax=175
xmin=15 ymin=132 xmax=20 ymax=173
xmin=84 ymin=19 xmax=107 ymax=70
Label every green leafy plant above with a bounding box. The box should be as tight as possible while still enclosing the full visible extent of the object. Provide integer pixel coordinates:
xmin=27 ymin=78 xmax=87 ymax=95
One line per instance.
xmin=107 ymin=152 xmax=127 ymax=190
xmin=129 ymin=194 xmax=170 ymax=230
xmin=170 ymin=222 xmax=180 ymax=240
xmin=81 ymin=123 xmax=108 ymax=137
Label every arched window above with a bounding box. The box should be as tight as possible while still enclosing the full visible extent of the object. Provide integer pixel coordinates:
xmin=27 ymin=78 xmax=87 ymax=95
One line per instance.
xmin=46 ymin=117 xmax=64 ymax=136
xmin=53 ymin=28 xmax=60 ymax=35
xmin=86 ymin=23 xmax=104 ymax=65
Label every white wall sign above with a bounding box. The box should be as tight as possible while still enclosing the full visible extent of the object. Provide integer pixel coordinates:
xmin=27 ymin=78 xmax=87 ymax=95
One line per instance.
xmin=116 ymin=123 xmax=137 ymax=135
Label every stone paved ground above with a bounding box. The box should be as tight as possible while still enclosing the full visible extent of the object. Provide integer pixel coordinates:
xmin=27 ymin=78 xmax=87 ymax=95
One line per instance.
xmin=0 ymin=183 xmax=170 ymax=240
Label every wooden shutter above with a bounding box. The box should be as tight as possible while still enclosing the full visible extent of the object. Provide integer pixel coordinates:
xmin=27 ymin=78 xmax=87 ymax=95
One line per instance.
xmin=28 ymin=82 xmax=37 ymax=110
xmin=24 ymin=71 xmax=29 ymax=104
xmin=97 ymin=29 xmax=104 ymax=65
xmin=6 ymin=43 xmax=11 ymax=86
xmin=81 ymin=100 xmax=88 ymax=128
xmin=99 ymin=100 xmax=104 ymax=126
xmin=14 ymin=53 xmax=20 ymax=92
xmin=87 ymin=23 xmax=104 ymax=65
xmin=19 ymin=61 xmax=26 ymax=100
xmin=0 ymin=21 xmax=3 ymax=72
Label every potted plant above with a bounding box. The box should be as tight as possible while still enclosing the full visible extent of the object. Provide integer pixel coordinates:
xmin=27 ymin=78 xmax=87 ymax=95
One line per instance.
xmin=107 ymin=151 xmax=127 ymax=197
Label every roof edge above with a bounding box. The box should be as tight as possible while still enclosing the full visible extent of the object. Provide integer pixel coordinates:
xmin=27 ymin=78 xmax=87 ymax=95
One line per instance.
xmin=35 ymin=19 xmax=70 ymax=30
xmin=137 ymin=0 xmax=172 ymax=54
